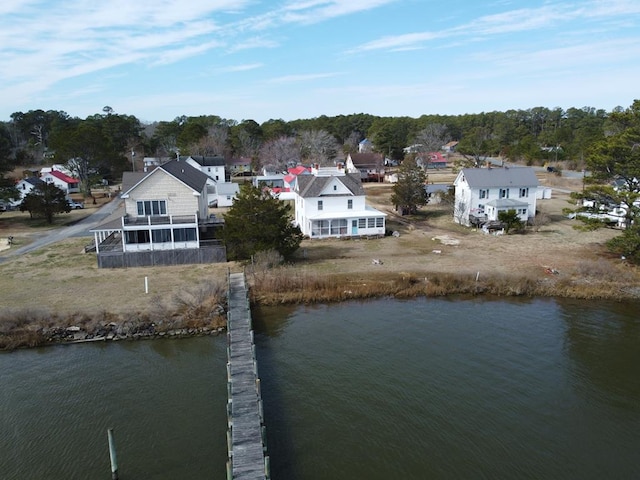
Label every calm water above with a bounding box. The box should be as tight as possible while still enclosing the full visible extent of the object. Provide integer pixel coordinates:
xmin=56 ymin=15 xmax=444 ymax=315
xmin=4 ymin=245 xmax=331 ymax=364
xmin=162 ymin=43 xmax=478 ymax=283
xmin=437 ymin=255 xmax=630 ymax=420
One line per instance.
xmin=1 ymin=297 xmax=639 ymax=479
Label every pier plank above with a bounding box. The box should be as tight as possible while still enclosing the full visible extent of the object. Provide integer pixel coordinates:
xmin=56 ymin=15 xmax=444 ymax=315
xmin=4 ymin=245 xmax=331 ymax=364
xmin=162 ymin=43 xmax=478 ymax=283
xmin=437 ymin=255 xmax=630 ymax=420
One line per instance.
xmin=226 ymin=272 xmax=268 ymax=480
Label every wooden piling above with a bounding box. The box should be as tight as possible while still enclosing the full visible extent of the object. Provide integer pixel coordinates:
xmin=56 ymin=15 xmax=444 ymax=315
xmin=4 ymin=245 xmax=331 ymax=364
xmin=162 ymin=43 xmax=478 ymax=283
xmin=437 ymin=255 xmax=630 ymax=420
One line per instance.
xmin=107 ymin=428 xmax=118 ymax=480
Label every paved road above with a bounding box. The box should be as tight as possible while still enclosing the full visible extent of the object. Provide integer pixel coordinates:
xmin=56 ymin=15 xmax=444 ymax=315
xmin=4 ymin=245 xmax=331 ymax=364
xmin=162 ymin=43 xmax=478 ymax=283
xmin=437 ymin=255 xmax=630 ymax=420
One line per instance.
xmin=0 ymin=197 xmax=123 ymax=264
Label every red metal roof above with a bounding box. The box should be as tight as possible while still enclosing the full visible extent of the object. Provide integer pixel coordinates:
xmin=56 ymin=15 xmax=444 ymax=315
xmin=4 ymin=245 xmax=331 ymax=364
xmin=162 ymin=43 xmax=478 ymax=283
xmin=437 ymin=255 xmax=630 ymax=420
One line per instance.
xmin=48 ymin=170 xmax=78 ymax=184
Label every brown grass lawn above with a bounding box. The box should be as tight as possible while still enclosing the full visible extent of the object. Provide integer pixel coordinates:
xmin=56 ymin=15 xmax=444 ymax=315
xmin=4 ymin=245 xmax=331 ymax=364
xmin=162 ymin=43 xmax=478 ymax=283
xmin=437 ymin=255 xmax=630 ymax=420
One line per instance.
xmin=1 ymin=171 xmax=638 ymax=322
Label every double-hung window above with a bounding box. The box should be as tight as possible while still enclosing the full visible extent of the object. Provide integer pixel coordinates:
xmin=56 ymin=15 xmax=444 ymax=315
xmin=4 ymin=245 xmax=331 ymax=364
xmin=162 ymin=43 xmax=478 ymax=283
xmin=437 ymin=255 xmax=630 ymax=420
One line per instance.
xmin=519 ymin=188 xmax=529 ymax=198
xmin=479 ymin=189 xmax=489 ymax=199
xmin=317 ymin=200 xmax=323 ymax=211
xmin=499 ymin=188 xmax=509 ymax=199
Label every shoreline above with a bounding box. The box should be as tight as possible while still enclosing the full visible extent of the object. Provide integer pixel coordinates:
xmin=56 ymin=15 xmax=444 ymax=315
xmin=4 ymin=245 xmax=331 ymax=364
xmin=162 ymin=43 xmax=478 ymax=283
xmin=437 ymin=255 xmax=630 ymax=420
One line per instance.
xmin=4 ymin=269 xmax=638 ymax=352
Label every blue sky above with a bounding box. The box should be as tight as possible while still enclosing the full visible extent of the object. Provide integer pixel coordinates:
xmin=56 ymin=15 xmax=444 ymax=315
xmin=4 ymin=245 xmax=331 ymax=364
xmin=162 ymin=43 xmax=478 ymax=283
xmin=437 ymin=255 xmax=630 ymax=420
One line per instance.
xmin=1 ymin=0 xmax=639 ymax=124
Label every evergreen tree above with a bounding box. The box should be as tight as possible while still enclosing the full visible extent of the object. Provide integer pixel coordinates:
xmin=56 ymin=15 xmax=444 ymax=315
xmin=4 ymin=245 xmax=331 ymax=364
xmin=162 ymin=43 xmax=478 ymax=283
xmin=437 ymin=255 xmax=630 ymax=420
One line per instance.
xmin=222 ymin=183 xmax=303 ymax=261
xmin=606 ymin=225 xmax=640 ymax=264
xmin=391 ymin=157 xmax=428 ymax=214
xmin=19 ymin=182 xmax=71 ymax=223
xmin=497 ymin=209 xmax=524 ymax=234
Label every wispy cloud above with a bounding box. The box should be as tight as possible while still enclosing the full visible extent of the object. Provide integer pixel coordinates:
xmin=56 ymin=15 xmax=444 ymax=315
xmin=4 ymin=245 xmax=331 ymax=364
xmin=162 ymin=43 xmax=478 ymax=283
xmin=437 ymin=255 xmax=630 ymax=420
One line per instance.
xmin=217 ymin=63 xmax=264 ymax=73
xmin=268 ymin=72 xmax=343 ymax=83
xmin=347 ymin=0 xmax=640 ymax=54
xmin=228 ymin=37 xmax=280 ymax=53
xmin=280 ymin=0 xmax=398 ymax=24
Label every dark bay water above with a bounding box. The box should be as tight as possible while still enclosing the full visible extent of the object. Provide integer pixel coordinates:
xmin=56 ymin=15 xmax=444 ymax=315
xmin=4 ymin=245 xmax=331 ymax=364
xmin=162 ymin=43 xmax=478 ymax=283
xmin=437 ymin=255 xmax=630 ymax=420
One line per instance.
xmin=0 ymin=337 xmax=229 ymax=480
xmin=1 ymin=296 xmax=639 ymax=479
xmin=254 ymin=297 xmax=640 ymax=480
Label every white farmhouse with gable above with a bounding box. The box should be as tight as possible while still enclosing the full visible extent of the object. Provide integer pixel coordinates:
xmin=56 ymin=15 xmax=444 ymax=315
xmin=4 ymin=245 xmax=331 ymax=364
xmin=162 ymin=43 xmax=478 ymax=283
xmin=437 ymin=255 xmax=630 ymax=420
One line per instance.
xmin=453 ymin=167 xmax=539 ymax=226
xmin=294 ymin=172 xmax=386 ymax=238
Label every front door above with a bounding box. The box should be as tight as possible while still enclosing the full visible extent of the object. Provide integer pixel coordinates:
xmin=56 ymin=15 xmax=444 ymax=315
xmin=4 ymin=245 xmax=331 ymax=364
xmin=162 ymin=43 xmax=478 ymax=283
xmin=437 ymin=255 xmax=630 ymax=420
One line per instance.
xmin=351 ymin=219 xmax=358 ymax=235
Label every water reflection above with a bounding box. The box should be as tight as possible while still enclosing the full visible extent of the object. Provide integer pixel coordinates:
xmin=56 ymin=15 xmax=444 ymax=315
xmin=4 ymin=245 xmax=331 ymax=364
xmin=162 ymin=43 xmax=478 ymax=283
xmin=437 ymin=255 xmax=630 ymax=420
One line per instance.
xmin=560 ymin=298 xmax=640 ymax=408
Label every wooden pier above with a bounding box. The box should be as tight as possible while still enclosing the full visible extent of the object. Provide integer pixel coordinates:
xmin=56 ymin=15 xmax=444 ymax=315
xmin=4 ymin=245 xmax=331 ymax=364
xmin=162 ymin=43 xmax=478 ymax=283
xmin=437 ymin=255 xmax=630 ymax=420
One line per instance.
xmin=226 ymin=272 xmax=269 ymax=480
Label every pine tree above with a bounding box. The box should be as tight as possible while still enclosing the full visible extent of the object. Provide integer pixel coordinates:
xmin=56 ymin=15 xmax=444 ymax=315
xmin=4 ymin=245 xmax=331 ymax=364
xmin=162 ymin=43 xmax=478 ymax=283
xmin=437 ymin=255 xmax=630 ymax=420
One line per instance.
xmin=19 ymin=182 xmax=71 ymax=223
xmin=390 ymin=157 xmax=428 ymax=215
xmin=222 ymin=183 xmax=303 ymax=261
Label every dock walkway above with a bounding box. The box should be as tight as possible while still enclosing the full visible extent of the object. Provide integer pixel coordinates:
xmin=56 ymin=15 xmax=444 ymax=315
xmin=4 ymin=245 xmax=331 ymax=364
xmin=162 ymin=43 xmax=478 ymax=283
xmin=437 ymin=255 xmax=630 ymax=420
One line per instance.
xmin=226 ymin=272 xmax=269 ymax=480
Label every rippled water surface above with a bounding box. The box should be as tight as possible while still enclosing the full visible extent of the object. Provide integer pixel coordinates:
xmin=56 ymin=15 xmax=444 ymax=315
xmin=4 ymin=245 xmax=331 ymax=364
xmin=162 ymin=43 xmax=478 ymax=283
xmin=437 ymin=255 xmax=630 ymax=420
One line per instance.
xmin=254 ymin=297 xmax=640 ymax=480
xmin=1 ymin=297 xmax=639 ymax=479
xmin=0 ymin=337 xmax=229 ymax=480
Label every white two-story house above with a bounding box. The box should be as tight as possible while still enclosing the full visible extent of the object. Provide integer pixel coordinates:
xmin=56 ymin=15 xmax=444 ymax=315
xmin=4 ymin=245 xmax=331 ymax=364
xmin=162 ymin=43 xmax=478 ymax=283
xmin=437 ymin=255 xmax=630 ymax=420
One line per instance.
xmin=294 ymin=172 xmax=386 ymax=238
xmin=453 ymin=167 xmax=539 ymax=227
xmin=90 ymin=158 xmax=225 ymax=268
xmin=184 ymin=155 xmax=226 ymax=182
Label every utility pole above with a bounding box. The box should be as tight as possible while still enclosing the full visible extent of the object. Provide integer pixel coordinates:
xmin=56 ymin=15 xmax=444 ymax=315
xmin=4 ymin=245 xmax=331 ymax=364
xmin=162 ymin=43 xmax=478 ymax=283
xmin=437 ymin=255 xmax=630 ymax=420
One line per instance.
xmin=131 ymin=149 xmax=136 ymax=171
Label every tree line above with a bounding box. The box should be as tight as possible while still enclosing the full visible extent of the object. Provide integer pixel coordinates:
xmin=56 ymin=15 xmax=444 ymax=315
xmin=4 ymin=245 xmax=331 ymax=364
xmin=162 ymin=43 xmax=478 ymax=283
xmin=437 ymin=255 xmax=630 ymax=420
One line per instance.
xmin=0 ymin=103 xmax=623 ymax=193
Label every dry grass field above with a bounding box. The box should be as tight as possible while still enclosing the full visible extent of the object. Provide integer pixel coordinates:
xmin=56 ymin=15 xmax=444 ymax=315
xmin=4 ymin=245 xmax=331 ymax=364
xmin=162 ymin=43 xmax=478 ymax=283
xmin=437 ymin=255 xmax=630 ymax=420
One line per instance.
xmin=1 ymin=170 xmax=638 ymax=323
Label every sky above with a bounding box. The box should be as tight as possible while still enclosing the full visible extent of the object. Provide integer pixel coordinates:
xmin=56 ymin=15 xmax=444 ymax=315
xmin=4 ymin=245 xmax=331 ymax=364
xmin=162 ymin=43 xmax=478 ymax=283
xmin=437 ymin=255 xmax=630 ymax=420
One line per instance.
xmin=1 ymin=0 xmax=639 ymax=124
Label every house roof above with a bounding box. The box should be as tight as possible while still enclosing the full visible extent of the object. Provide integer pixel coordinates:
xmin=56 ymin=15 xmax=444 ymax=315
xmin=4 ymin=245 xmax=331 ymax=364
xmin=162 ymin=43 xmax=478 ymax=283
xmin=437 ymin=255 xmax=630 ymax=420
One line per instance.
xmin=296 ymin=173 xmax=364 ymax=198
xmin=485 ymin=198 xmax=529 ymax=208
xmin=216 ymin=182 xmax=239 ymax=195
xmin=182 ymin=155 xmax=225 ymax=167
xmin=47 ymin=170 xmax=78 ymax=184
xmin=428 ymin=152 xmax=446 ymax=162
xmin=227 ymin=156 xmax=252 ymax=166
xmin=458 ymin=167 xmax=539 ymax=188
xmin=425 ymin=184 xmax=450 ymax=194
xmin=160 ymin=158 xmax=211 ymax=192
xmin=20 ymin=176 xmax=44 ymax=186
xmin=348 ymin=153 xmax=383 ymax=167
xmin=307 ymin=205 xmax=386 ymax=220
xmin=288 ymin=165 xmax=311 ymax=176
xmin=121 ymin=172 xmax=149 ymax=193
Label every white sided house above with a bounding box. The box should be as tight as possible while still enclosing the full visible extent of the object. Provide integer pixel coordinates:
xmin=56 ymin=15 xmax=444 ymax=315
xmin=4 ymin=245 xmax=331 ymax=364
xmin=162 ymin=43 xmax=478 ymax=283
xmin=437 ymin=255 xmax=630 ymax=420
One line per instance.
xmin=90 ymin=158 xmax=225 ymax=268
xmin=184 ymin=155 xmax=226 ymax=182
xmin=453 ymin=167 xmax=539 ymax=227
xmin=294 ymin=172 xmax=386 ymax=238
xmin=11 ymin=177 xmax=44 ymax=207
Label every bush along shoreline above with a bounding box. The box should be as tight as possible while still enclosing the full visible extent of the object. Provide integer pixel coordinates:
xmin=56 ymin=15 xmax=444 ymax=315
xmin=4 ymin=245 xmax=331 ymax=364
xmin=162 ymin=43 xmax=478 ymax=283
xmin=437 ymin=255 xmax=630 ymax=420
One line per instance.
xmin=2 ymin=269 xmax=639 ymax=351
xmin=248 ymin=269 xmax=640 ymax=306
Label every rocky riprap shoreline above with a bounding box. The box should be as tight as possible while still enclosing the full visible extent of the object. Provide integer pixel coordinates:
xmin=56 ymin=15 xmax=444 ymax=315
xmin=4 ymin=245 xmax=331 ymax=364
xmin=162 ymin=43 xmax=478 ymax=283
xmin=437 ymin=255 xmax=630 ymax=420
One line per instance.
xmin=43 ymin=322 xmax=226 ymax=345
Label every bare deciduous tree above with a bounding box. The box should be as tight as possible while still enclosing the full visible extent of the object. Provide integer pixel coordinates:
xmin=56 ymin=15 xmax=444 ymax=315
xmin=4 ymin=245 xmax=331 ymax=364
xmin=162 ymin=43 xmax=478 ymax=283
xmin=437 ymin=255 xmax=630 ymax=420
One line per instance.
xmin=414 ymin=123 xmax=450 ymax=154
xmin=298 ymin=129 xmax=339 ymax=166
xmin=235 ymin=129 xmax=261 ymax=158
xmin=343 ymin=131 xmax=361 ymax=155
xmin=259 ymin=136 xmax=300 ymax=172
xmin=192 ymin=126 xmax=229 ymax=156
xmin=531 ymin=210 xmax=550 ymax=232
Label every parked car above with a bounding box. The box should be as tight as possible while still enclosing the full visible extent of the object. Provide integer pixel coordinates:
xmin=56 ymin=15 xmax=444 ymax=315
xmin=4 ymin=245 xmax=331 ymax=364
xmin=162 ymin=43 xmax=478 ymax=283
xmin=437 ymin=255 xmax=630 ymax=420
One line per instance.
xmin=69 ymin=200 xmax=84 ymax=209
